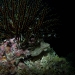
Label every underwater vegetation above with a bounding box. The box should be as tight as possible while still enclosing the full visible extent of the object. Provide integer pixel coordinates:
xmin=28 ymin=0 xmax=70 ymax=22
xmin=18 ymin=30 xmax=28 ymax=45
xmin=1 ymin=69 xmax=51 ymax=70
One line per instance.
xmin=0 ymin=0 xmax=60 ymax=44
xmin=0 ymin=38 xmax=75 ymax=75
xmin=0 ymin=0 xmax=75 ymax=75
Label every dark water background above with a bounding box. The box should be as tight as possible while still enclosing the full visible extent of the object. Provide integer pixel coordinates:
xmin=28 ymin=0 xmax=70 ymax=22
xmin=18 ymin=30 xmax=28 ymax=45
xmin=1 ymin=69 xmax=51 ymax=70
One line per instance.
xmin=44 ymin=0 xmax=75 ymax=67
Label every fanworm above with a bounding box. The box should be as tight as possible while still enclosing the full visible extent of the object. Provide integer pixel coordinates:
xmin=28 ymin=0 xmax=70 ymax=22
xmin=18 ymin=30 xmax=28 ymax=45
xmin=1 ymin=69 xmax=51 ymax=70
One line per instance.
xmin=0 ymin=0 xmax=60 ymax=47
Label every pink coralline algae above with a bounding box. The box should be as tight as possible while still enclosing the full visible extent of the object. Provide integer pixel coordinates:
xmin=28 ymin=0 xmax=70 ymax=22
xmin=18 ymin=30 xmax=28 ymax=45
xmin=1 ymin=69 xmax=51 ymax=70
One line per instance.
xmin=0 ymin=44 xmax=5 ymax=51
xmin=18 ymin=62 xmax=26 ymax=69
xmin=15 ymin=50 xmax=22 ymax=57
xmin=0 ymin=37 xmax=30 ymax=69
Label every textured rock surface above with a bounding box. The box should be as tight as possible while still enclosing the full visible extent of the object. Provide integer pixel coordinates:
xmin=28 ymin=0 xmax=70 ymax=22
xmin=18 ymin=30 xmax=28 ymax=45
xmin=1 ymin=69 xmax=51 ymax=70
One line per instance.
xmin=30 ymin=41 xmax=50 ymax=56
xmin=0 ymin=38 xmax=75 ymax=75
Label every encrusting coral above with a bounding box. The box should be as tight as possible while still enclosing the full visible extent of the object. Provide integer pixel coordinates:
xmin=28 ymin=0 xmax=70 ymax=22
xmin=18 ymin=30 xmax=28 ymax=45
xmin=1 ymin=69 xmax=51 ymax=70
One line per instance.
xmin=0 ymin=38 xmax=75 ymax=75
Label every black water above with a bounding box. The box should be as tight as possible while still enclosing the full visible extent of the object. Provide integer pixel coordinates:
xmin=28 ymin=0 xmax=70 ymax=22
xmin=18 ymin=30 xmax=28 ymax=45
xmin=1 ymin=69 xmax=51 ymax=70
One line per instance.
xmin=45 ymin=0 xmax=75 ymax=67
